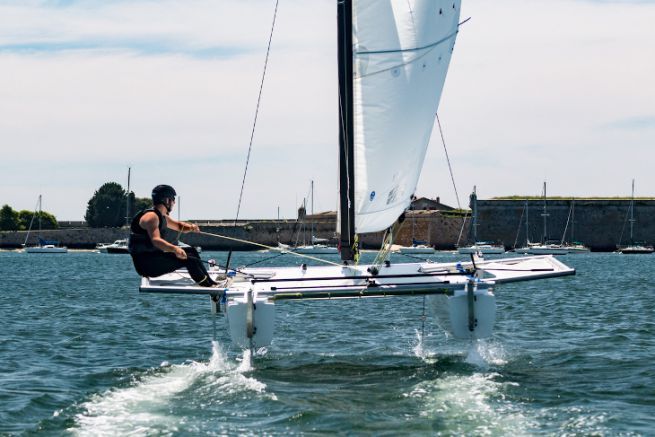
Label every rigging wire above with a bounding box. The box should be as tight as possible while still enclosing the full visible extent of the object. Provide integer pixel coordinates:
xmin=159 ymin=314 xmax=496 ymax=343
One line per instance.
xmin=225 ymin=0 xmax=280 ymax=273
xmin=436 ymin=113 xmax=467 ymax=247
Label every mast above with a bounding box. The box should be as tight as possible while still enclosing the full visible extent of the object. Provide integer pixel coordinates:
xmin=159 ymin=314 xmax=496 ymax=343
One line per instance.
xmin=311 ymin=180 xmax=314 ymax=244
xmin=471 ymin=186 xmax=478 ymax=243
xmin=541 ymin=181 xmax=548 ymax=243
xmin=629 ymin=179 xmax=635 ymax=244
xmin=125 ymin=166 xmax=131 ymax=227
xmin=525 ymin=198 xmax=530 ymax=245
xmin=338 ymin=0 xmax=355 ymax=261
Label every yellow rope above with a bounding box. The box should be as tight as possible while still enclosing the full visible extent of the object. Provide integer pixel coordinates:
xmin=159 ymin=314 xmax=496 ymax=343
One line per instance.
xmin=197 ymin=230 xmax=343 ymax=267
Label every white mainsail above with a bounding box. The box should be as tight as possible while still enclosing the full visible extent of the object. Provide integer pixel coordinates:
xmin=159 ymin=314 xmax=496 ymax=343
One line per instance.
xmin=352 ymin=0 xmax=461 ymax=233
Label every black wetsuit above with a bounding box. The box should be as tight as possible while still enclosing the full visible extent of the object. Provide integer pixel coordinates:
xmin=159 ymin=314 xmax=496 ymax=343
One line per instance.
xmin=128 ymin=208 xmax=215 ymax=286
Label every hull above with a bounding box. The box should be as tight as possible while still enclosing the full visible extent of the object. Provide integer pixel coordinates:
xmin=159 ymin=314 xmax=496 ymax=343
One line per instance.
xmin=26 ymin=246 xmax=68 ymax=253
xmin=293 ymin=246 xmax=339 ymax=254
xmin=564 ymin=245 xmax=590 ymax=254
xmin=105 ymin=247 xmax=129 ymax=254
xmin=139 ymin=255 xmax=576 ymax=348
xmin=618 ymin=246 xmax=654 ymax=254
xmin=457 ymin=245 xmax=505 ymax=255
xmin=515 ymin=245 xmax=568 ymax=255
xmin=397 ymin=246 xmax=435 ymax=254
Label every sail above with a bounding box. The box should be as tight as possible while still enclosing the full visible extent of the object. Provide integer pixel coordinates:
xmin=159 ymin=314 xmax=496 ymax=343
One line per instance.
xmin=351 ymin=0 xmax=461 ymax=233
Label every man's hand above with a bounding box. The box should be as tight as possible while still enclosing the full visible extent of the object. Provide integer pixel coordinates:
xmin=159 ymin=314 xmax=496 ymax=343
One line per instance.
xmin=174 ymin=246 xmax=187 ymax=260
xmin=188 ymin=223 xmax=200 ymax=233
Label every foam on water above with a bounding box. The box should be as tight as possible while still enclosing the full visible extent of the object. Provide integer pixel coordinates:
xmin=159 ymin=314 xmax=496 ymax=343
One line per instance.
xmin=71 ymin=341 xmax=269 ymax=435
xmin=408 ymin=372 xmax=534 ymax=435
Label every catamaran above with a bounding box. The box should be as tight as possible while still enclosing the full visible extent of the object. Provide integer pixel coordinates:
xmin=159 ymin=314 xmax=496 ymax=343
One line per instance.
xmin=139 ymin=0 xmax=575 ymax=350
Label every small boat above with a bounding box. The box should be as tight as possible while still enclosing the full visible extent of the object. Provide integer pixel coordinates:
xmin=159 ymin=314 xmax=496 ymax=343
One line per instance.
xmin=23 ymin=195 xmax=68 ymax=254
xmin=514 ymin=182 xmax=567 ymax=255
xmin=458 ymin=243 xmax=505 ymax=255
xmin=617 ymin=180 xmax=654 ymax=254
xmin=26 ymin=241 xmax=68 ymax=254
xmin=293 ymin=244 xmax=339 ymax=254
xmin=397 ymin=242 xmax=435 ymax=255
xmin=457 ymin=187 xmax=505 ymax=255
xmin=515 ymin=243 xmax=568 ymax=255
xmin=102 ymin=239 xmax=129 ymax=254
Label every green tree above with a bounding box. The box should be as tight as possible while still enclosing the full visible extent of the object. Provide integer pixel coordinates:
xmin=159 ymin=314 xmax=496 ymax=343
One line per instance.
xmin=133 ymin=195 xmax=153 ymax=214
xmin=0 ymin=205 xmax=20 ymax=231
xmin=18 ymin=210 xmax=59 ymax=230
xmin=85 ymin=182 xmax=127 ymax=228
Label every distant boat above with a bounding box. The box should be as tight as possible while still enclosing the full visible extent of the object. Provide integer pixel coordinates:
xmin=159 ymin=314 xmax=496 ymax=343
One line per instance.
xmin=99 ymin=239 xmax=129 ymax=254
xmin=397 ymin=239 xmax=435 ymax=255
xmin=457 ymin=187 xmax=505 ymax=255
xmin=560 ymin=200 xmax=590 ymax=253
xmin=514 ymin=182 xmax=567 ymax=255
xmin=617 ymin=180 xmax=654 ymax=254
xmin=292 ymin=181 xmax=339 ymax=254
xmin=23 ymin=195 xmax=68 ymax=254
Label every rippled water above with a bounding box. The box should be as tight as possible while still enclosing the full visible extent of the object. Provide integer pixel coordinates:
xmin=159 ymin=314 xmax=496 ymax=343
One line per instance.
xmin=1 ymin=250 xmax=653 ymax=435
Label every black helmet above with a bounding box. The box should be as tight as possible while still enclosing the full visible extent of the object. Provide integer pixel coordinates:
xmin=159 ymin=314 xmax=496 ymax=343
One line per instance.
xmin=151 ymin=184 xmax=177 ymax=205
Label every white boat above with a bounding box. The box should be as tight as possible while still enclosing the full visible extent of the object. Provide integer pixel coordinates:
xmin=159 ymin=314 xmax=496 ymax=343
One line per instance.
xmin=514 ymin=182 xmax=567 ymax=255
xmin=458 ymin=187 xmax=505 ymax=255
xmin=397 ymin=244 xmax=435 ymax=255
xmin=559 ymin=199 xmax=590 ymax=253
xmin=100 ymin=239 xmax=129 ymax=254
xmin=137 ymin=0 xmax=575 ymax=351
xmin=617 ymin=180 xmax=654 ymax=254
xmin=458 ymin=243 xmax=505 ymax=255
xmin=293 ymin=244 xmax=339 ymax=254
xmin=23 ymin=195 xmax=68 ymax=254
xmin=515 ymin=243 xmax=568 ymax=255
xmin=26 ymin=244 xmax=68 ymax=254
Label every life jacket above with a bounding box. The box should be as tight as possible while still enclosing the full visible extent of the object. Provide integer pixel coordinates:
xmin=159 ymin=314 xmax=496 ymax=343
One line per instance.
xmin=128 ymin=208 xmax=168 ymax=254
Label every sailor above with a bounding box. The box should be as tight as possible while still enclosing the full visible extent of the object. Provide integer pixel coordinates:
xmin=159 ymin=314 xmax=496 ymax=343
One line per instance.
xmin=128 ymin=184 xmax=218 ymax=287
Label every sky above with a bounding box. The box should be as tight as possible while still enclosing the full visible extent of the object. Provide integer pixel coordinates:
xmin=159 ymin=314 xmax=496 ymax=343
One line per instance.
xmin=1 ymin=0 xmax=654 ymax=221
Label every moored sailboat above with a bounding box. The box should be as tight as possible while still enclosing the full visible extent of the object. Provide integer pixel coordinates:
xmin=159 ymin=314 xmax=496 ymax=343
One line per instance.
xmin=617 ymin=180 xmax=654 ymax=254
xmin=457 ymin=187 xmax=505 ymax=255
xmin=23 ymin=195 xmax=68 ymax=254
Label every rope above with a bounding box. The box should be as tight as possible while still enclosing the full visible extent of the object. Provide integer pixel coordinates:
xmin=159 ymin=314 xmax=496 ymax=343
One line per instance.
xmin=225 ymin=0 xmax=279 ymax=273
xmin=437 ymin=114 xmax=461 ymax=210
xmin=513 ymin=202 xmax=526 ymax=250
xmin=197 ymin=231 xmax=342 ymax=267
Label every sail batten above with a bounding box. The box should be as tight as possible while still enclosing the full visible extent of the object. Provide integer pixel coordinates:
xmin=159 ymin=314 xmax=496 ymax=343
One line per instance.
xmin=349 ymin=0 xmax=461 ymax=234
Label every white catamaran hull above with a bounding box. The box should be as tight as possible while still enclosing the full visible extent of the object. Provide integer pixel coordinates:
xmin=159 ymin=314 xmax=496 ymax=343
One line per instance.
xmin=140 ymin=255 xmax=574 ymax=348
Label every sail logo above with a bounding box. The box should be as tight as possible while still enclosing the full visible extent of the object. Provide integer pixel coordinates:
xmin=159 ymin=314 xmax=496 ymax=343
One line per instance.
xmin=370 ymin=191 xmax=376 ymax=201
xmin=387 ymin=187 xmax=398 ymax=205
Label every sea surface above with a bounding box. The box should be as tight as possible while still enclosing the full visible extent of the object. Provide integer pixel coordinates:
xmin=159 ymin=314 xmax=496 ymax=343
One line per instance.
xmin=1 ymin=250 xmax=653 ymax=435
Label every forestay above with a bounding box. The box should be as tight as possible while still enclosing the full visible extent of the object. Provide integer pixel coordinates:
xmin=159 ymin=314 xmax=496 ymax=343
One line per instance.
xmin=352 ymin=0 xmax=461 ymax=233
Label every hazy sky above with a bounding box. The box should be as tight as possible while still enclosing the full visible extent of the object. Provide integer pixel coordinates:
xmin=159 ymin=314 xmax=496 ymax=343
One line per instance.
xmin=1 ymin=0 xmax=654 ymax=221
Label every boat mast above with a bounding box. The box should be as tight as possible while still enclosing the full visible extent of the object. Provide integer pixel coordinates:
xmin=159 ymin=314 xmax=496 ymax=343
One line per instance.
xmin=629 ymin=179 xmax=635 ymax=245
xmin=471 ymin=186 xmax=478 ymax=243
xmin=525 ymin=198 xmax=530 ymax=245
xmin=337 ymin=0 xmax=355 ymax=262
xmin=541 ymin=181 xmax=548 ymax=243
xmin=125 ymin=166 xmax=131 ymax=227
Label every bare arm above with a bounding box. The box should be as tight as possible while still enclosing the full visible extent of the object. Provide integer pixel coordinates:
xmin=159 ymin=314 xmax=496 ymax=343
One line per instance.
xmin=166 ymin=217 xmax=200 ymax=234
xmin=139 ymin=212 xmax=187 ymax=260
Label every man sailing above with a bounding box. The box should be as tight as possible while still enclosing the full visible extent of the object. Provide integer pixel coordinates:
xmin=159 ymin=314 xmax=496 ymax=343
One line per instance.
xmin=129 ymin=184 xmax=218 ymax=287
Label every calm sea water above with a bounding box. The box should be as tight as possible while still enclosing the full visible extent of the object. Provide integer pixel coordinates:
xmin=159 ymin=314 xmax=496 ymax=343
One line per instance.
xmin=1 ymin=250 xmax=653 ymax=435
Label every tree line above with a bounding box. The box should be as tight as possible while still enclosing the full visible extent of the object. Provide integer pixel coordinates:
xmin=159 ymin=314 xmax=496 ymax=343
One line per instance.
xmin=0 ymin=182 xmax=152 ymax=231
